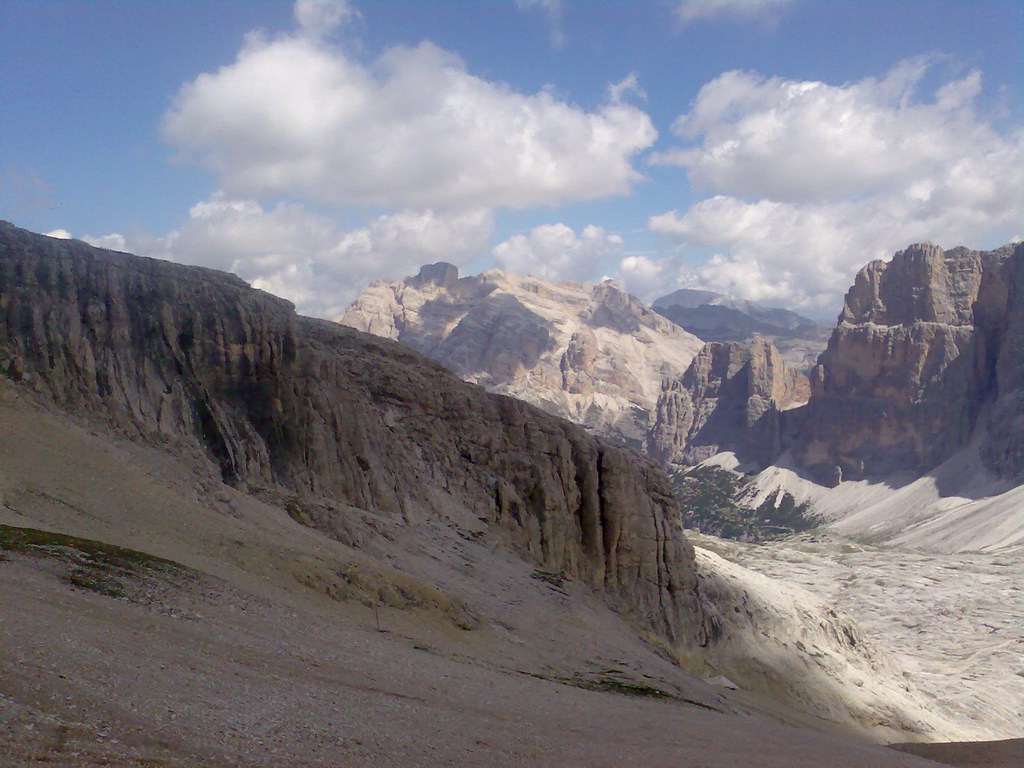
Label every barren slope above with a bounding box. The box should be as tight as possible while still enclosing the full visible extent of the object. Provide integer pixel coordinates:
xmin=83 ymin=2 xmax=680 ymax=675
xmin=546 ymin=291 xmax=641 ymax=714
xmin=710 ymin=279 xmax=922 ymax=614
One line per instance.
xmin=0 ymin=381 xmax=948 ymax=768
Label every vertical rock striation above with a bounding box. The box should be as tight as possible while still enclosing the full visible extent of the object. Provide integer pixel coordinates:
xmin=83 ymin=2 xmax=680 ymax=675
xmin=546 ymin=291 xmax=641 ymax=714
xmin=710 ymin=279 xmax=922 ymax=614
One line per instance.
xmin=0 ymin=221 xmax=706 ymax=646
xmin=795 ymin=242 xmax=1023 ymax=483
xmin=649 ymin=338 xmax=810 ymax=467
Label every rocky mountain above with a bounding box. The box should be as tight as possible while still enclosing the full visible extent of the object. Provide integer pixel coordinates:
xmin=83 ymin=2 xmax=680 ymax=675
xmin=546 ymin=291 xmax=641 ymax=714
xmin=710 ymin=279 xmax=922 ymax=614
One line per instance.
xmin=650 ymin=241 xmax=1024 ymax=553
xmin=796 ymin=242 xmax=1023 ymax=485
xmin=652 ymin=288 xmax=829 ymax=371
xmin=341 ymin=264 xmax=704 ymax=449
xmin=0 ymin=221 xmax=701 ymax=647
xmin=654 ymin=242 xmax=1023 ymax=483
xmin=648 ymin=337 xmax=810 ymax=468
xmin=0 ymin=222 xmax=987 ymax=761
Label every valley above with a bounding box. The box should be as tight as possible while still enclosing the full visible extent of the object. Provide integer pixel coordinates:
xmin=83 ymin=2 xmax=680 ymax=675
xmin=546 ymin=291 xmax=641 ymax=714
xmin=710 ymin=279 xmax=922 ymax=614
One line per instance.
xmin=1 ymin=222 xmax=1021 ymax=767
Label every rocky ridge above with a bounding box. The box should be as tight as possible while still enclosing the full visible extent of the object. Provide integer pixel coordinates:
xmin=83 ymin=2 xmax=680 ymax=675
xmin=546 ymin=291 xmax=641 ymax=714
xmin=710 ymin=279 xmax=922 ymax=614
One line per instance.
xmin=0 ymin=221 xmax=703 ymax=647
xmin=796 ymin=242 xmax=1023 ymax=484
xmin=653 ymin=242 xmax=1024 ymax=489
xmin=341 ymin=263 xmax=705 ymax=448
xmin=648 ymin=337 xmax=810 ymax=468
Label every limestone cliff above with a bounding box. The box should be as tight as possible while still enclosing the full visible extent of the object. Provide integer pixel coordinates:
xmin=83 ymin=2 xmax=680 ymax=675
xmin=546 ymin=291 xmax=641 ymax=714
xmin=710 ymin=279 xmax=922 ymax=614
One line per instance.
xmin=649 ymin=338 xmax=810 ymax=467
xmin=650 ymin=242 xmax=1024 ymax=488
xmin=0 ymin=222 xmax=705 ymax=646
xmin=796 ymin=242 xmax=1023 ymax=483
xmin=341 ymin=264 xmax=705 ymax=449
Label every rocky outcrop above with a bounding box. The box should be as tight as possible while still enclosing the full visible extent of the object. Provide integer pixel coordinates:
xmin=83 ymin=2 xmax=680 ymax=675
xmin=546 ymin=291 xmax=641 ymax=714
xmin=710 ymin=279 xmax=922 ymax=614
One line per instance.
xmin=0 ymin=222 xmax=705 ymax=646
xmin=649 ymin=338 xmax=810 ymax=467
xmin=648 ymin=242 xmax=1024 ymax=489
xmin=341 ymin=264 xmax=705 ymax=449
xmin=795 ymin=242 xmax=1023 ymax=483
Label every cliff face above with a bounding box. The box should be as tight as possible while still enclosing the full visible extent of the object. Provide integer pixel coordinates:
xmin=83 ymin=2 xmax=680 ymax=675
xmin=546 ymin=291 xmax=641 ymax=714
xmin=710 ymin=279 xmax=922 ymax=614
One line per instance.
xmin=341 ymin=264 xmax=705 ymax=448
xmin=647 ymin=241 xmax=1023 ymax=489
xmin=0 ymin=222 xmax=705 ymax=646
xmin=648 ymin=338 xmax=810 ymax=468
xmin=795 ymin=242 xmax=1022 ymax=483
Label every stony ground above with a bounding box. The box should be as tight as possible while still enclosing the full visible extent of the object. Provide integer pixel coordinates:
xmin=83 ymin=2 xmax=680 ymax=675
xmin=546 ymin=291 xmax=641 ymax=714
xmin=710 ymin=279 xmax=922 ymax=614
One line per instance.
xmin=693 ymin=532 xmax=1024 ymax=741
xmin=0 ymin=381 xmax=959 ymax=767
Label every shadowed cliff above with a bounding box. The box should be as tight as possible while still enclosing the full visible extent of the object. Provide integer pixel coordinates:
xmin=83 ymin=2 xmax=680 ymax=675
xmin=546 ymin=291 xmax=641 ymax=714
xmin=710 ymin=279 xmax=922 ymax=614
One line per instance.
xmin=0 ymin=221 xmax=707 ymax=647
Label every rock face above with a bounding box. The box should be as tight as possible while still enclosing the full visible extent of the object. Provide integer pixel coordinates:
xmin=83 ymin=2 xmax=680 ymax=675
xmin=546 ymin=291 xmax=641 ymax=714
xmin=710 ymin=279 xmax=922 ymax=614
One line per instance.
xmin=649 ymin=338 xmax=810 ymax=467
xmin=795 ymin=242 xmax=1024 ymax=483
xmin=341 ymin=264 xmax=705 ymax=449
xmin=647 ymin=242 xmax=1024 ymax=489
xmin=652 ymin=288 xmax=829 ymax=372
xmin=0 ymin=222 xmax=705 ymax=646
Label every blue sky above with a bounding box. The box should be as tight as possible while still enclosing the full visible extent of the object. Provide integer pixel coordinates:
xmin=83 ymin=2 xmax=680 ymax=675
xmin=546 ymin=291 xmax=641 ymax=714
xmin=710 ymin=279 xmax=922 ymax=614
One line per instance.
xmin=2 ymin=0 xmax=1021 ymax=319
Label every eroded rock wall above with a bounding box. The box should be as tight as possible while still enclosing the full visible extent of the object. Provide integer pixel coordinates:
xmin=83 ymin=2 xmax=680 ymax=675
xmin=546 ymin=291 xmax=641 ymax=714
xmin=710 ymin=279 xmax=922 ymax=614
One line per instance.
xmin=649 ymin=338 xmax=810 ymax=467
xmin=0 ymin=222 xmax=705 ymax=645
xmin=796 ymin=242 xmax=1022 ymax=483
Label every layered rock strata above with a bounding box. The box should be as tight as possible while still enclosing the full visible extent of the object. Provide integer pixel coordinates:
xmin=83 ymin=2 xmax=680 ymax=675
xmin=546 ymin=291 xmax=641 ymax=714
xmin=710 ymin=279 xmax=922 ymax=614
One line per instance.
xmin=0 ymin=222 xmax=705 ymax=646
xmin=796 ymin=242 xmax=1023 ymax=483
xmin=651 ymin=242 xmax=1024 ymax=486
xmin=341 ymin=264 xmax=704 ymax=448
xmin=649 ymin=338 xmax=810 ymax=467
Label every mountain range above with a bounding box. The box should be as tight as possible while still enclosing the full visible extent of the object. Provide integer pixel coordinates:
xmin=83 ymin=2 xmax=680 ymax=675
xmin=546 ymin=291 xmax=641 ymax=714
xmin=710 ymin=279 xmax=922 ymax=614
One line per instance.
xmin=344 ymin=242 xmax=1024 ymax=553
xmin=342 ymin=264 xmax=705 ymax=449
xmin=651 ymin=288 xmax=830 ymax=370
xmin=1 ymin=221 xmax=1021 ymax=766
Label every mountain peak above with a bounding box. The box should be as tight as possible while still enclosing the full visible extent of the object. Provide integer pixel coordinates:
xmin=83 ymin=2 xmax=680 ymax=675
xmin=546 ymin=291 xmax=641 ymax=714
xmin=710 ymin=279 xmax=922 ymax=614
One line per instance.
xmin=410 ymin=261 xmax=460 ymax=288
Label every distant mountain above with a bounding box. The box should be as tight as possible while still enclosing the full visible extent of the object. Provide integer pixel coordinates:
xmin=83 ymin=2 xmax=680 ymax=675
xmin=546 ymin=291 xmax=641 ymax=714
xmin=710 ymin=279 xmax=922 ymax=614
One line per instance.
xmin=652 ymin=288 xmax=830 ymax=371
xmin=341 ymin=264 xmax=704 ymax=449
xmin=1 ymin=222 xmax=980 ymax=754
xmin=653 ymin=241 xmax=1024 ymax=553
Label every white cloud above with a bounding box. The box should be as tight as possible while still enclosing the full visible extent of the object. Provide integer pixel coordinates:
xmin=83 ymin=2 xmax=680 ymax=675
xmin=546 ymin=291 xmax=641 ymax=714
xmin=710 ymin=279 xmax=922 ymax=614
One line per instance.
xmin=676 ymin=0 xmax=793 ymax=26
xmin=646 ymin=59 xmax=1024 ymax=311
xmin=492 ymin=223 xmax=624 ymax=282
xmin=44 ymin=229 xmax=72 ymax=239
xmin=294 ymin=0 xmax=357 ymax=37
xmin=82 ymin=233 xmax=129 ymax=251
xmin=653 ymin=59 xmax=994 ymax=202
xmin=615 ymin=254 xmax=688 ymax=301
xmin=608 ymin=73 xmax=646 ymax=106
xmin=162 ymin=17 xmax=654 ymax=210
xmin=74 ymin=194 xmax=493 ymax=319
xmin=517 ymin=0 xmax=566 ymax=48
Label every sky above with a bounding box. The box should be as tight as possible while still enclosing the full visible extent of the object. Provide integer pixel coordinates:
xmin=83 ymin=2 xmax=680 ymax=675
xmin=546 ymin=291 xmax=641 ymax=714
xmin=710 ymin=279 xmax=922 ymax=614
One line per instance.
xmin=2 ymin=0 xmax=1021 ymax=320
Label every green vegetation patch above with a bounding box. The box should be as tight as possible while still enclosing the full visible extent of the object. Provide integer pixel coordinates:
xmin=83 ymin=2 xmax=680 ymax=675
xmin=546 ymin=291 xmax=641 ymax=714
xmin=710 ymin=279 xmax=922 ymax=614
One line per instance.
xmin=670 ymin=466 xmax=816 ymax=543
xmin=528 ymin=670 xmax=724 ymax=712
xmin=0 ymin=524 xmax=195 ymax=601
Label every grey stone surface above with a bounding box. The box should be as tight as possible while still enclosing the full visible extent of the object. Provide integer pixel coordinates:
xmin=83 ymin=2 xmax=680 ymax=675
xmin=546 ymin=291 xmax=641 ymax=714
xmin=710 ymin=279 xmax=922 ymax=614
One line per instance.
xmin=649 ymin=338 xmax=810 ymax=467
xmin=797 ymin=242 xmax=1023 ymax=483
xmin=0 ymin=221 xmax=706 ymax=646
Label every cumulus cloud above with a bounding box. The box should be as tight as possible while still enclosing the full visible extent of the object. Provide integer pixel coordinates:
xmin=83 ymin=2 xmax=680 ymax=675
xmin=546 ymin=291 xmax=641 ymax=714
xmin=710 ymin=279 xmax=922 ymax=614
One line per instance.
xmin=492 ymin=223 xmax=624 ymax=282
xmin=81 ymin=233 xmax=129 ymax=251
xmin=162 ymin=18 xmax=654 ymax=210
xmin=75 ymin=194 xmax=493 ymax=319
xmin=653 ymin=59 xmax=994 ymax=202
xmin=676 ymin=0 xmax=793 ymax=26
xmin=293 ymin=0 xmax=357 ymax=37
xmin=517 ymin=0 xmax=565 ymax=48
xmin=44 ymin=229 xmax=73 ymax=239
xmin=646 ymin=59 xmax=1024 ymax=311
